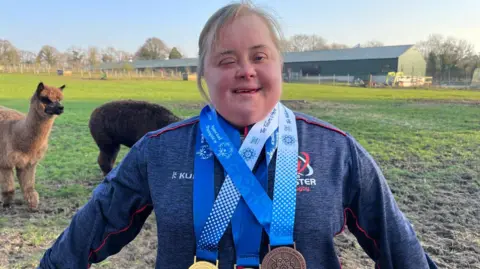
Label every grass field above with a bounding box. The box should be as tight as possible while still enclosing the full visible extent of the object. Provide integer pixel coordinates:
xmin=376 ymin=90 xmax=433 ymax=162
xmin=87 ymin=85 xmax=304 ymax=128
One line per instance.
xmin=0 ymin=73 xmax=479 ymax=268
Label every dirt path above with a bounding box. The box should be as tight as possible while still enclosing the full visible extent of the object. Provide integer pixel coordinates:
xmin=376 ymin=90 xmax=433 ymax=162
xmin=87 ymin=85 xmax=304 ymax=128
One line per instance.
xmin=1 ymin=170 xmax=478 ymax=269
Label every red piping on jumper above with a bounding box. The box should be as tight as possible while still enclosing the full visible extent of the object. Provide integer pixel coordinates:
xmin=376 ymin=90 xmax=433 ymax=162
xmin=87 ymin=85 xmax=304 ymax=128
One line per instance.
xmin=88 ymin=120 xmax=200 ymax=268
xmin=335 ymin=208 xmax=381 ymax=269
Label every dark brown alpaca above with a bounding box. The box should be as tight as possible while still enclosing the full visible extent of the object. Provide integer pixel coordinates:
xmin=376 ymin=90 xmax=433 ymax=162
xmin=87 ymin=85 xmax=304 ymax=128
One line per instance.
xmin=88 ymin=100 xmax=181 ymax=176
xmin=0 ymin=82 xmax=65 ymax=209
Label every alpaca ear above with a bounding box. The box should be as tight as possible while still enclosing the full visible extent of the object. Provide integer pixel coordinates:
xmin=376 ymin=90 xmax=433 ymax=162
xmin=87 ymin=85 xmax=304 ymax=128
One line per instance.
xmin=59 ymin=84 xmax=66 ymax=91
xmin=36 ymin=82 xmax=44 ymax=95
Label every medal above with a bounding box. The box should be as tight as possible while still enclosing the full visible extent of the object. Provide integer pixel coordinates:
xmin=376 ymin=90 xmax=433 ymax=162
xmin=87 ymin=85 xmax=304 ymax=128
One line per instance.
xmin=198 ymin=103 xmax=304 ymax=268
xmin=189 ymin=259 xmax=218 ymax=269
xmin=194 ymin=105 xmax=280 ymax=268
xmin=261 ymin=246 xmax=307 ymax=269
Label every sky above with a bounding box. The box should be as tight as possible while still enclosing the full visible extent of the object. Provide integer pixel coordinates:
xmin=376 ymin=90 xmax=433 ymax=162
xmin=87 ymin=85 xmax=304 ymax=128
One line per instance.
xmin=1 ymin=0 xmax=480 ymax=57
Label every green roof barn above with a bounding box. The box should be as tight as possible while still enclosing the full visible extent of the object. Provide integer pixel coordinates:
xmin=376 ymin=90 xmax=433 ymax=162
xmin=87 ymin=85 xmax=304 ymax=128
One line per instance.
xmin=282 ymin=44 xmax=426 ymax=78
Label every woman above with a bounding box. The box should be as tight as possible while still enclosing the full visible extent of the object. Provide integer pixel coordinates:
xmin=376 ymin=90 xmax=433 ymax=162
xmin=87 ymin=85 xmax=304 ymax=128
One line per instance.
xmin=38 ymin=2 xmax=438 ymax=269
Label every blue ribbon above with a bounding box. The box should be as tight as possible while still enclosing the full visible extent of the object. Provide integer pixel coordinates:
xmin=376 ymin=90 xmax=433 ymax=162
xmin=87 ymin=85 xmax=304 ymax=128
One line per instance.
xmin=194 ymin=112 xmax=276 ymax=266
xmin=230 ymin=128 xmax=268 ymax=266
xmin=198 ymin=104 xmax=298 ymax=246
xmin=193 ymin=102 xmax=298 ymax=265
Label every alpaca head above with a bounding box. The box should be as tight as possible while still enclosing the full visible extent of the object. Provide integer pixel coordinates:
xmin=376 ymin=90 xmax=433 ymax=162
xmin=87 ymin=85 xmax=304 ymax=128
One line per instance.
xmin=32 ymin=82 xmax=66 ymax=117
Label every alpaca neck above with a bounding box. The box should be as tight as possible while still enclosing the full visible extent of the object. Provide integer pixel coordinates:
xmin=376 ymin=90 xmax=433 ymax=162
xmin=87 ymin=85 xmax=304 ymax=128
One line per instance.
xmin=18 ymin=106 xmax=55 ymax=152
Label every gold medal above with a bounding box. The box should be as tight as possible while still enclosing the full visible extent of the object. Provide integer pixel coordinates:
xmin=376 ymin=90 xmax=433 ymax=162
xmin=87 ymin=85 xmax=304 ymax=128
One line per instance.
xmin=261 ymin=246 xmax=307 ymax=269
xmin=188 ymin=261 xmax=218 ymax=269
xmin=189 ymin=257 xmax=218 ymax=269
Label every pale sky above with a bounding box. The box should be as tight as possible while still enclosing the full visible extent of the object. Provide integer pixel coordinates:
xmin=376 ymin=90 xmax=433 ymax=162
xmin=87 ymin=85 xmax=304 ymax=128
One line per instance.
xmin=1 ymin=0 xmax=479 ymax=57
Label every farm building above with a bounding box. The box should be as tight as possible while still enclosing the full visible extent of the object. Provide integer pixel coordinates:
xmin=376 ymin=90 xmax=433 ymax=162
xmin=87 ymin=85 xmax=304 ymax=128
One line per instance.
xmin=95 ymin=44 xmax=426 ymax=79
xmin=282 ymin=44 xmax=426 ymax=78
xmin=96 ymin=58 xmax=198 ymax=74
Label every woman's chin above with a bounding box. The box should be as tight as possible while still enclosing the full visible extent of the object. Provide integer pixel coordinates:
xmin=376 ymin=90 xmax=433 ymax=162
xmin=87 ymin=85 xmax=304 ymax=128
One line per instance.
xmin=222 ymin=109 xmax=270 ymax=128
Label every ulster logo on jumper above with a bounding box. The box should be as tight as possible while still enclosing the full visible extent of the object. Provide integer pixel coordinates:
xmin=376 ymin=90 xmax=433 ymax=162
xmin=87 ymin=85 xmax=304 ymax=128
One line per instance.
xmin=297 ymin=152 xmax=316 ymax=192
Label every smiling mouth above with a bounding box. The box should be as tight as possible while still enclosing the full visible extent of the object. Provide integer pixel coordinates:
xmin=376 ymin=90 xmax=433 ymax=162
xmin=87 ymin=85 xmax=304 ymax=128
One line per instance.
xmin=233 ymin=87 xmax=262 ymax=94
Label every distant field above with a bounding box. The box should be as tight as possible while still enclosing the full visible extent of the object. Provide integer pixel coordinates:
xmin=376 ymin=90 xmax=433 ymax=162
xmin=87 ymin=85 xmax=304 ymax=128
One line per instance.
xmin=0 ymin=73 xmax=479 ymax=269
xmin=2 ymin=73 xmax=480 ymax=102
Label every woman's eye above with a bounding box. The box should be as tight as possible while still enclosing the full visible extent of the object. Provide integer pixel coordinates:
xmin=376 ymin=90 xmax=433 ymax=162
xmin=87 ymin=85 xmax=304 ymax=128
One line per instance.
xmin=254 ymin=53 xmax=267 ymax=61
xmin=219 ymin=58 xmax=235 ymax=65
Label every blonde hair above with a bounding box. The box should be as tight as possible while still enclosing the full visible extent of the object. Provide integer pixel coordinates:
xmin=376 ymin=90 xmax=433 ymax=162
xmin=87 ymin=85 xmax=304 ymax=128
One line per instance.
xmin=196 ymin=0 xmax=284 ymax=103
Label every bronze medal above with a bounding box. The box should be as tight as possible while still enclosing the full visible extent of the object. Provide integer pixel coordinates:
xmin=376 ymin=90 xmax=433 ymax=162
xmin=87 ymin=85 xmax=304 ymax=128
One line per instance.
xmin=261 ymin=246 xmax=307 ymax=269
xmin=188 ymin=260 xmax=218 ymax=269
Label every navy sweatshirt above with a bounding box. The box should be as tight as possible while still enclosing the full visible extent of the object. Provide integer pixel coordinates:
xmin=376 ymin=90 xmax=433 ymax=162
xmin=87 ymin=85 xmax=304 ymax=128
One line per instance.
xmin=38 ymin=110 xmax=437 ymax=269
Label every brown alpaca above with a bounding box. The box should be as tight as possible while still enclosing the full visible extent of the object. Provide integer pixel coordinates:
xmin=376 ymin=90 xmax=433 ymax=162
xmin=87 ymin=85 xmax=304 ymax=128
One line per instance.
xmin=0 ymin=82 xmax=65 ymax=209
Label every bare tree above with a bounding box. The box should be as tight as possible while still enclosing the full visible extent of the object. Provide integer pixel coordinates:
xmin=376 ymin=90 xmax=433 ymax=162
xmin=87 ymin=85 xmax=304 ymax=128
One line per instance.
xmin=56 ymin=52 xmax=69 ymax=68
xmin=417 ymin=34 xmax=477 ymax=80
xmin=279 ymin=38 xmax=293 ymax=52
xmin=135 ymin=37 xmax=170 ymax=60
xmin=328 ymin=43 xmax=350 ymax=49
xmin=457 ymin=54 xmax=480 ymax=77
xmin=88 ymin=46 xmax=100 ymax=67
xmin=306 ymin=34 xmax=329 ymax=50
xmin=65 ymin=46 xmax=85 ymax=69
xmin=288 ymin=34 xmax=328 ymax=52
xmin=116 ymin=50 xmax=133 ymax=62
xmin=416 ymin=34 xmax=443 ymax=58
xmin=101 ymin=46 xmax=117 ymax=63
xmin=361 ymin=40 xmax=384 ymax=48
xmin=19 ymin=50 xmax=37 ymax=64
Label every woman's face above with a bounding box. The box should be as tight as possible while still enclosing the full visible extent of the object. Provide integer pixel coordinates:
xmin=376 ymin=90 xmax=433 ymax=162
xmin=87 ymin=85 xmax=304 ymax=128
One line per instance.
xmin=203 ymin=13 xmax=283 ymax=128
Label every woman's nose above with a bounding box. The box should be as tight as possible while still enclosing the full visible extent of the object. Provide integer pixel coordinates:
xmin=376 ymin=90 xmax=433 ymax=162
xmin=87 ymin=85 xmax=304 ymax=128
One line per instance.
xmin=236 ymin=63 xmax=257 ymax=79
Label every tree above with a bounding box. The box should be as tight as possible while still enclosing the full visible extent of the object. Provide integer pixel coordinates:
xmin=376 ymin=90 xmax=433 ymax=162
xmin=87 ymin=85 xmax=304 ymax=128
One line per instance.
xmin=36 ymin=45 xmax=59 ymax=66
xmin=361 ymin=40 xmax=384 ymax=48
xmin=328 ymin=43 xmax=349 ymax=49
xmin=116 ymin=50 xmax=133 ymax=62
xmin=416 ymin=34 xmax=477 ymax=80
xmin=88 ymin=46 xmax=100 ymax=67
xmin=65 ymin=46 xmax=85 ymax=69
xmin=288 ymin=34 xmax=328 ymax=52
xmin=56 ymin=53 xmax=69 ymax=68
xmin=426 ymin=51 xmax=438 ymax=77
xmin=169 ymin=47 xmax=182 ymax=59
xmin=0 ymin=39 xmax=20 ymax=65
xmin=280 ymin=34 xmax=349 ymax=52
xmin=135 ymin=37 xmax=169 ymax=60
xmin=279 ymin=38 xmax=293 ymax=52
xmin=19 ymin=50 xmax=37 ymax=64
xmin=416 ymin=34 xmax=443 ymax=59
xmin=101 ymin=46 xmax=116 ymax=63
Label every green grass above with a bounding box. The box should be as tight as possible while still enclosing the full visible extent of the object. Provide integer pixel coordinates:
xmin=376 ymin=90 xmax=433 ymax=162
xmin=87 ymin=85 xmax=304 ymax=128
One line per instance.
xmin=1 ymin=73 xmax=479 ymax=268
xmin=2 ymin=73 xmax=480 ymax=102
xmin=0 ymin=73 xmax=478 ymax=199
xmin=0 ymin=73 xmax=477 ymax=185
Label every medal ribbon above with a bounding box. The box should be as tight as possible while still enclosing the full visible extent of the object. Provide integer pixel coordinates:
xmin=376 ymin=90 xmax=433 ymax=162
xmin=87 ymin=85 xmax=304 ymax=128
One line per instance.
xmin=231 ymin=127 xmax=279 ymax=266
xmin=194 ymin=104 xmax=279 ymax=264
xmin=198 ymin=102 xmax=298 ymax=248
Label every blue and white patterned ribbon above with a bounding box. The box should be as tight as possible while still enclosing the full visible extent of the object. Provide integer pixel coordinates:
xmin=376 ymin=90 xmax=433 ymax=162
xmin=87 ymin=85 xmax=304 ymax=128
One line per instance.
xmin=194 ymin=102 xmax=298 ymax=263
